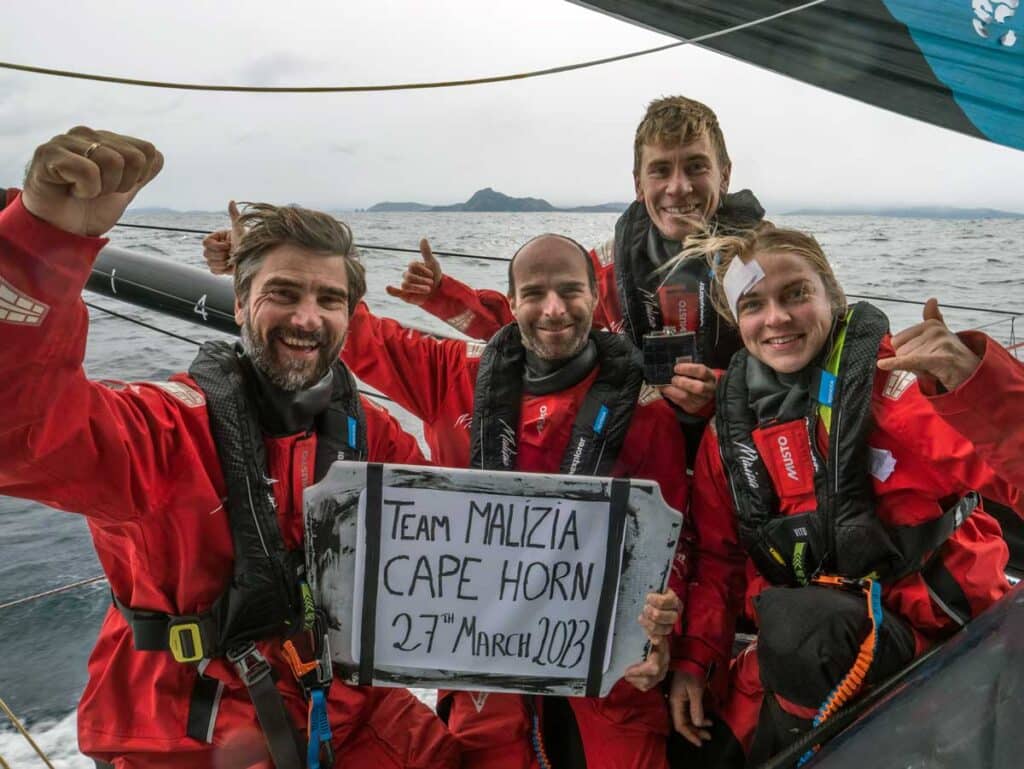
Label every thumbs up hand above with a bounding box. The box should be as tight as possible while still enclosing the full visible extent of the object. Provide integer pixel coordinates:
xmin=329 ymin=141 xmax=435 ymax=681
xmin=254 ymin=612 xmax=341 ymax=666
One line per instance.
xmin=202 ymin=200 xmax=243 ymax=275
xmin=386 ymin=238 xmax=444 ymax=306
xmin=877 ymin=298 xmax=981 ymax=392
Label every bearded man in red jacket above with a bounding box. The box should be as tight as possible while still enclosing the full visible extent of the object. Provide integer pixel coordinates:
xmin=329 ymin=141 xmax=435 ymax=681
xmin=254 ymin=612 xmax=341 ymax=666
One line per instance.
xmin=0 ymin=127 xmax=459 ymax=769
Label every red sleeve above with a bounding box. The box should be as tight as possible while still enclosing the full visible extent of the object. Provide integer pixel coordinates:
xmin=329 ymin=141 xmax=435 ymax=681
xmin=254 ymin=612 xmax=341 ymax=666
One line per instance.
xmin=673 ymin=428 xmax=747 ymax=678
xmin=0 ymin=194 xmax=217 ymax=523
xmin=925 ymin=331 xmax=1024 ymax=491
xmin=420 ymin=274 xmax=514 ymax=340
xmin=361 ymin=395 xmax=430 ymax=466
xmin=341 ymin=302 xmax=471 ymax=424
xmin=615 ymin=395 xmax=691 ymax=603
xmin=874 ymin=342 xmax=1022 ymax=517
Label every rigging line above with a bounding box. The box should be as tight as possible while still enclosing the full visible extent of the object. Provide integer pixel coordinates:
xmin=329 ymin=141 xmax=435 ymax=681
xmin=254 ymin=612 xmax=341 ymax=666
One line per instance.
xmin=111 ymin=224 xmax=513 ymax=262
xmin=84 ymin=300 xmax=397 ymax=403
xmin=107 ymin=225 xmax=1024 ymax=317
xmin=0 ymin=696 xmax=57 ymax=769
xmin=846 ymin=293 xmax=1023 ymax=318
xmin=85 ymin=300 xmax=209 ymax=346
xmin=0 ymin=1 xmax=828 ymax=93
xmin=0 ymin=575 xmax=108 ymax=613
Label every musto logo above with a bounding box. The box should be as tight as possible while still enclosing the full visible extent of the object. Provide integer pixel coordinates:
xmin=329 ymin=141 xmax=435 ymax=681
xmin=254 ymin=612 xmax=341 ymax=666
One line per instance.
xmin=972 ymin=0 xmax=1018 ymax=47
xmin=777 ymin=435 xmax=800 ymax=482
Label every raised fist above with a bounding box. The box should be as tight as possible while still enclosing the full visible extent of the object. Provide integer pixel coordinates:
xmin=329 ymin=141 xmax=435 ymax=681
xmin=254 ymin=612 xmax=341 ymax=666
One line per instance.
xmin=21 ymin=126 xmax=163 ymax=237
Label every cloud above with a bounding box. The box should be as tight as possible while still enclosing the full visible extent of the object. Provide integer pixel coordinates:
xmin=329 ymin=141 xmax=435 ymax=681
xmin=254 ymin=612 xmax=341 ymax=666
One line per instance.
xmin=235 ymin=52 xmax=321 ymax=86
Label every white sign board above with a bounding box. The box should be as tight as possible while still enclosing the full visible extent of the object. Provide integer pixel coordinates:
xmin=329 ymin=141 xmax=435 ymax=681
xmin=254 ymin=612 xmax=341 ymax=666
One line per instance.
xmin=305 ymin=462 xmax=682 ymax=697
xmin=351 ymin=486 xmax=619 ymax=679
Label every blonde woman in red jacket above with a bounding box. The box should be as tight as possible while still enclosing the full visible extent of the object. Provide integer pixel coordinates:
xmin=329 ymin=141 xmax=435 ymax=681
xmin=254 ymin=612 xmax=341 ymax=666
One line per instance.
xmin=667 ymin=228 xmax=1020 ymax=767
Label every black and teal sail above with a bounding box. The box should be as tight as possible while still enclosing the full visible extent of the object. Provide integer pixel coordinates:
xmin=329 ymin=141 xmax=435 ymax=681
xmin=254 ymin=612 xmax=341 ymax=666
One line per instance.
xmin=575 ymin=0 xmax=1024 ymax=151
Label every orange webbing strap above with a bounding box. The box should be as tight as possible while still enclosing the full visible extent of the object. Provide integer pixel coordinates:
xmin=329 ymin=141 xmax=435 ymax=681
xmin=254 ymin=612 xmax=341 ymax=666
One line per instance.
xmin=799 ymin=578 xmax=883 ymax=766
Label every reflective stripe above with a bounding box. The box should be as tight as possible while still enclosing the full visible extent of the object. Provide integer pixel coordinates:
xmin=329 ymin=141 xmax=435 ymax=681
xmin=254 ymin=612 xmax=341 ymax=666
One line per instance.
xmin=186 ymin=675 xmax=225 ymax=744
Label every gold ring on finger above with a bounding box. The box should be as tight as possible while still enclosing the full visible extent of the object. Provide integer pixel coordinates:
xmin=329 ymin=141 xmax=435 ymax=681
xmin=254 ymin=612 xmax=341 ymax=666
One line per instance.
xmin=83 ymin=141 xmax=102 ymax=160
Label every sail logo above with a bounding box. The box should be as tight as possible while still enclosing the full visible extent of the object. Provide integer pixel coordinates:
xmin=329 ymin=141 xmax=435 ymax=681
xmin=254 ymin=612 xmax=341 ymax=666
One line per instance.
xmin=777 ymin=435 xmax=800 ymax=482
xmin=971 ymin=0 xmax=1018 ymax=47
xmin=734 ymin=441 xmax=760 ymax=489
xmin=0 ymin=277 xmax=49 ymax=327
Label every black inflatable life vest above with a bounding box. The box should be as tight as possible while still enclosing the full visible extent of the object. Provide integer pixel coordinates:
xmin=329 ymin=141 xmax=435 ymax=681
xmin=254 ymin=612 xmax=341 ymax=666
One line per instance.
xmin=612 ymin=190 xmax=764 ymax=369
xmin=716 ymin=303 xmax=977 ymax=595
xmin=470 ymin=326 xmax=643 ymax=476
xmin=115 ymin=340 xmax=368 ymax=660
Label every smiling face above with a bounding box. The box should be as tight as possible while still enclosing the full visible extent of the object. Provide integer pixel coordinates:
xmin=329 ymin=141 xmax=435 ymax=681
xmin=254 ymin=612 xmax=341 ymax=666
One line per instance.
xmin=735 ymin=250 xmax=836 ymax=374
xmin=508 ymin=236 xmax=597 ymax=361
xmin=234 ymin=244 xmax=350 ymax=390
xmin=634 ymin=133 xmax=731 ymax=242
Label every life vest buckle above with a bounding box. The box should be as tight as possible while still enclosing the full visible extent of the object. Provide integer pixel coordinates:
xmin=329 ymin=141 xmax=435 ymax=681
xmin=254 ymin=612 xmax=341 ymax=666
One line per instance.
xmin=226 ymin=641 xmax=272 ymax=687
xmin=167 ymin=620 xmax=205 ymax=663
xmin=812 ymin=574 xmax=870 ymax=593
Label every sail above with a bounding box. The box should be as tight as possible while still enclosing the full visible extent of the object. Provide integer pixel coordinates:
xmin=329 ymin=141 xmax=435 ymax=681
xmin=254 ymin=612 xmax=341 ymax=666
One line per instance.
xmin=574 ymin=0 xmax=1024 ymax=151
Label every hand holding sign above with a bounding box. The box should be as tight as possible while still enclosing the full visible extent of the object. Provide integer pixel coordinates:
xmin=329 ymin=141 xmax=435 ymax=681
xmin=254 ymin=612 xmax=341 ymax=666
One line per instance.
xmin=877 ymin=298 xmax=981 ymax=391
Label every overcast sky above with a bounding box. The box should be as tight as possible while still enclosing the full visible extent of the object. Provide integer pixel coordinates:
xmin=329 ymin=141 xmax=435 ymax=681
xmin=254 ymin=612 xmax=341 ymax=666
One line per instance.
xmin=2 ymin=0 xmax=1023 ymax=213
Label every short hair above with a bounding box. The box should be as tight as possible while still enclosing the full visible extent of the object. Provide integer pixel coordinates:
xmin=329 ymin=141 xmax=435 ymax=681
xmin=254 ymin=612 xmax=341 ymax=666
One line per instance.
xmin=668 ymin=226 xmax=846 ymax=326
xmin=230 ymin=202 xmax=366 ymax=315
xmin=633 ymin=96 xmax=731 ymax=176
xmin=507 ymin=234 xmax=598 ymax=296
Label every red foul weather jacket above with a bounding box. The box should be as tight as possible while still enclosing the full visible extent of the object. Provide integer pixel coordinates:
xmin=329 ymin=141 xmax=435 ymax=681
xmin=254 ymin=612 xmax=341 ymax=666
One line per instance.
xmin=0 ymin=195 xmax=459 ymax=769
xmin=342 ymin=302 xmax=689 ymax=769
xmin=676 ymin=341 xmax=1021 ymax=697
xmin=921 ymin=331 xmax=1024 ymax=490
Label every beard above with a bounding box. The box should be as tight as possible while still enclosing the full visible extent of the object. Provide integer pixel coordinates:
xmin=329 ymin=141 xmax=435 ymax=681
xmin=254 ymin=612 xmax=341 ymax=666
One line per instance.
xmin=520 ymin=320 xmax=590 ymax=362
xmin=240 ymin=314 xmax=344 ymax=391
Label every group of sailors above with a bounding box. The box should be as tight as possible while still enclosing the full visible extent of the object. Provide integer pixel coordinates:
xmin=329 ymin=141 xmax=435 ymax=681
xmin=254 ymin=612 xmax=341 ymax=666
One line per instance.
xmin=0 ymin=95 xmax=1022 ymax=769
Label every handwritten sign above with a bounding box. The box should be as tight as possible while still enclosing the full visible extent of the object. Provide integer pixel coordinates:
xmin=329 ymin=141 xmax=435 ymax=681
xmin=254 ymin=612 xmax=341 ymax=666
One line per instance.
xmin=351 ymin=487 xmax=617 ymax=678
xmin=305 ymin=463 xmax=682 ymax=697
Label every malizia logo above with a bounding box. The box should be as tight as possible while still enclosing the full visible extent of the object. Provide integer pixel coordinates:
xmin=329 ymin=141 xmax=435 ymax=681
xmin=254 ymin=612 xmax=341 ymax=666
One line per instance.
xmin=734 ymin=441 xmax=760 ymax=489
xmin=777 ymin=435 xmax=800 ymax=482
xmin=499 ymin=419 xmax=517 ymax=467
xmin=971 ymin=0 xmax=1018 ymax=47
xmin=639 ymin=287 xmax=659 ymax=328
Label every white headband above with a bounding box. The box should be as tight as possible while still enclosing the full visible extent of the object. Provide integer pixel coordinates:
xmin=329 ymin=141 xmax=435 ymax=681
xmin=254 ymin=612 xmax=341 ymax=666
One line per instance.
xmin=723 ymin=257 xmax=765 ymax=320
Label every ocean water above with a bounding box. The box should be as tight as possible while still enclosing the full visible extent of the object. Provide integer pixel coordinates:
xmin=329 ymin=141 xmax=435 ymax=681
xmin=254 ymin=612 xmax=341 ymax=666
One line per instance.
xmin=1 ymin=211 xmax=1021 ymax=766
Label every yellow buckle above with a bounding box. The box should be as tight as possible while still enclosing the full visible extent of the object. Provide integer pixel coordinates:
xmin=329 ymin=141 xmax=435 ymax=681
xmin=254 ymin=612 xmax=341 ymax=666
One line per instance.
xmin=168 ymin=622 xmax=204 ymax=663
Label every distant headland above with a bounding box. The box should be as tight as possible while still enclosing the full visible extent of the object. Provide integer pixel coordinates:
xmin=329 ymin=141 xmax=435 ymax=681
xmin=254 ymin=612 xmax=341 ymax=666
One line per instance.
xmin=367 ymin=188 xmax=629 ymax=214
xmin=783 ymin=206 xmax=1024 ymax=219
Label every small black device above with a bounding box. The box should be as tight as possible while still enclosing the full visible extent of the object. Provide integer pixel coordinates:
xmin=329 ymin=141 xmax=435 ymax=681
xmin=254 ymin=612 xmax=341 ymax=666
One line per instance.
xmin=642 ymin=330 xmax=697 ymax=386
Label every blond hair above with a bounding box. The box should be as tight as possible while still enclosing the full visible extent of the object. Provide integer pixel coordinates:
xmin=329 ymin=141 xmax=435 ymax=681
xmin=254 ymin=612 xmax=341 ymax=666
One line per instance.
xmin=633 ymin=96 xmax=731 ymax=175
xmin=230 ymin=203 xmax=366 ymax=315
xmin=665 ymin=227 xmax=847 ymax=325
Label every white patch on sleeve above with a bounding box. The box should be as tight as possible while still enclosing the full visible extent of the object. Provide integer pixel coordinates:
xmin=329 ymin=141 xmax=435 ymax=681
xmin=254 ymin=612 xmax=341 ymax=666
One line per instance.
xmin=465 ymin=341 xmax=486 ymax=359
xmin=594 ymin=238 xmax=615 ymax=267
xmin=150 ymin=381 xmax=206 ymax=408
xmin=638 ymin=383 xmax=664 ymax=405
xmin=0 ymin=276 xmax=50 ymax=326
xmin=869 ymin=446 xmax=897 ymax=482
xmin=469 ymin=691 xmax=489 ymax=712
xmin=882 ymin=370 xmax=917 ymax=401
xmin=446 ymin=309 xmax=475 ymax=333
